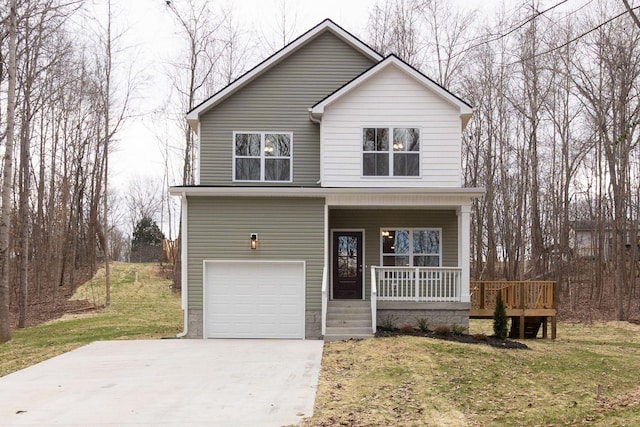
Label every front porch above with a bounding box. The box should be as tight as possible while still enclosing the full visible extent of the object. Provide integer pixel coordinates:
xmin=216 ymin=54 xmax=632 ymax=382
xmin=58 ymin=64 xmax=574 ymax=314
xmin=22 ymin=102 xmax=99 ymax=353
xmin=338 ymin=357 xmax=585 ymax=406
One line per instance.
xmin=322 ymin=265 xmax=470 ymax=340
xmin=321 ymin=269 xmax=558 ymax=340
xmin=320 ymin=190 xmax=480 ymax=341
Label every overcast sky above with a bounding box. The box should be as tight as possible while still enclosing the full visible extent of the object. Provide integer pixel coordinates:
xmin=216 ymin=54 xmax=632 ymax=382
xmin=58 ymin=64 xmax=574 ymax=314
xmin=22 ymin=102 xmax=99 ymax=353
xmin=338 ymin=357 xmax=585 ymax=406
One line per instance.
xmin=105 ymin=0 xmax=387 ymax=191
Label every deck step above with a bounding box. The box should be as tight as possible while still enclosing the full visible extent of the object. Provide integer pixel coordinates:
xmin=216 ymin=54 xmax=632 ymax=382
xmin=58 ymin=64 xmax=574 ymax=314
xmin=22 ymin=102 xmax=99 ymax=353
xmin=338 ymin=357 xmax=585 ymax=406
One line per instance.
xmin=509 ymin=316 xmax=544 ymax=339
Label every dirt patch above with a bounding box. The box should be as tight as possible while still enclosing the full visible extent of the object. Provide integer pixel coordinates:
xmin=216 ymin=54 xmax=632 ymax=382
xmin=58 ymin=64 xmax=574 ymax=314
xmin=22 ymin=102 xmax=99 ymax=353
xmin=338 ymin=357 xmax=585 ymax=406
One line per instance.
xmin=375 ymin=329 xmax=529 ymax=349
xmin=9 ymin=298 xmax=95 ymax=329
xmin=597 ymin=386 xmax=640 ymax=417
xmin=9 ymin=265 xmax=95 ymax=328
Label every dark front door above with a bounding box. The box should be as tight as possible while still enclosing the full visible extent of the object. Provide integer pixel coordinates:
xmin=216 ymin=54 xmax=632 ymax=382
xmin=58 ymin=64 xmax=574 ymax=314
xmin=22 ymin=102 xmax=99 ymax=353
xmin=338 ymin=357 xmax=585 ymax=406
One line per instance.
xmin=333 ymin=231 xmax=363 ymax=299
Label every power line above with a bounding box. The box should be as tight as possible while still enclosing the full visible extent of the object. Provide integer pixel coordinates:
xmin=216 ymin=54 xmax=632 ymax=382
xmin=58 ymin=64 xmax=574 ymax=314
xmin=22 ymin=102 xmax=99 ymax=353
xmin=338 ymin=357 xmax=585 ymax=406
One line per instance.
xmin=512 ymin=4 xmax=640 ymax=65
xmin=444 ymin=0 xmax=575 ymax=63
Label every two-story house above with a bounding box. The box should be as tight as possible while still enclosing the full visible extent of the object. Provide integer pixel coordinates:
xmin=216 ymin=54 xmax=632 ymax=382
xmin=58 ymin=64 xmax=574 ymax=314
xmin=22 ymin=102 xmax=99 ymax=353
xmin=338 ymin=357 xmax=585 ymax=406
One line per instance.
xmin=170 ymin=19 xmax=484 ymax=340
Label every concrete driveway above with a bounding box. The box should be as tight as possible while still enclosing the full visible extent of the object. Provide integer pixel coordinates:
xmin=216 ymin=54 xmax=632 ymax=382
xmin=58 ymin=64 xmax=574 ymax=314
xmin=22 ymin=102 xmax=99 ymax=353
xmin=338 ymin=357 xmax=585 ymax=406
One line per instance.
xmin=0 ymin=339 xmax=324 ymax=426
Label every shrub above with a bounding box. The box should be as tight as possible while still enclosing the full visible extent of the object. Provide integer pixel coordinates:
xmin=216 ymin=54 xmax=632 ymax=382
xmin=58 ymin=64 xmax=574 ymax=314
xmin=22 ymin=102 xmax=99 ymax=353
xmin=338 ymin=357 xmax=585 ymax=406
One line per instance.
xmin=451 ymin=324 xmax=467 ymax=335
xmin=416 ymin=317 xmax=430 ymax=333
xmin=379 ymin=314 xmax=398 ymax=331
xmin=473 ymin=333 xmax=488 ymax=341
xmin=399 ymin=324 xmax=415 ymax=333
xmin=434 ymin=325 xmax=451 ymax=336
xmin=493 ymin=291 xmax=508 ymax=340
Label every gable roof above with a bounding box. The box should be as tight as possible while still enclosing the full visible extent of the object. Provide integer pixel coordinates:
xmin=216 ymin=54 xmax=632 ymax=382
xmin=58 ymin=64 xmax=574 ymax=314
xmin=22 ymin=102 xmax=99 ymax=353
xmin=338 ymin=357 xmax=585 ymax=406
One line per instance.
xmin=309 ymin=54 xmax=473 ymax=130
xmin=186 ymin=19 xmax=383 ymax=132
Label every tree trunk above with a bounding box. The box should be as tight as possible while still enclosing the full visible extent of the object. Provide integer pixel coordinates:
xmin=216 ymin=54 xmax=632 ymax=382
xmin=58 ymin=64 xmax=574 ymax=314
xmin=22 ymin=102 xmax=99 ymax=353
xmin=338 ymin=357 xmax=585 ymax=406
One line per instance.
xmin=0 ymin=0 xmax=17 ymax=343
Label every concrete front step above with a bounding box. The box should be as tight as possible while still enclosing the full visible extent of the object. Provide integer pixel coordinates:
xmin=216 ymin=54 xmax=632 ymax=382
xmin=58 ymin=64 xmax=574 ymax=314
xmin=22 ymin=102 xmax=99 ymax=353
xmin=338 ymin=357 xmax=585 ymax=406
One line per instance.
xmin=325 ymin=300 xmax=374 ymax=341
xmin=327 ymin=313 xmax=371 ymax=324
xmin=327 ymin=300 xmax=370 ymax=307
xmin=325 ymin=326 xmax=373 ymax=336
xmin=326 ymin=319 xmax=372 ymax=328
xmin=324 ymin=334 xmax=374 ymax=342
xmin=327 ymin=311 xmax=371 ymax=320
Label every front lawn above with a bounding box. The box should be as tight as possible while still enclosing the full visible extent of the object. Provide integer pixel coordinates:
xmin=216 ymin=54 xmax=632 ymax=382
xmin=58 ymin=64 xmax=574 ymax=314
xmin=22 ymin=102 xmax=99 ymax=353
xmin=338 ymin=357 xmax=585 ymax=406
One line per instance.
xmin=0 ymin=262 xmax=182 ymax=377
xmin=302 ymin=321 xmax=640 ymax=426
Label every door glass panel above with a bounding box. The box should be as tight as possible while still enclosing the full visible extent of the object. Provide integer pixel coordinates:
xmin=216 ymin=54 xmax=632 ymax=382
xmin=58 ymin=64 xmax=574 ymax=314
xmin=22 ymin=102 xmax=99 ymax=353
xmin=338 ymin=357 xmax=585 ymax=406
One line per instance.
xmin=337 ymin=235 xmax=358 ymax=278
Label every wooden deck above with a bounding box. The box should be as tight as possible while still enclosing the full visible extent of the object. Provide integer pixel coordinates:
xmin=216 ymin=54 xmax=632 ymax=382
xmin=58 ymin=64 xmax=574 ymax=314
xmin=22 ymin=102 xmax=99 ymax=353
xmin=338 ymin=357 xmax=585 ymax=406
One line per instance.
xmin=470 ymin=281 xmax=557 ymax=339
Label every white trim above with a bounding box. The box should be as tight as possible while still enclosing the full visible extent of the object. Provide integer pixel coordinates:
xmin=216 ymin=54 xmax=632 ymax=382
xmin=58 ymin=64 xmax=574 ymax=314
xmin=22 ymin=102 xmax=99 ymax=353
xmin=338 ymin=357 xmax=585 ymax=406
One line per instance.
xmin=202 ymin=259 xmax=306 ymax=339
xmin=176 ymin=193 xmax=189 ymax=338
xmin=232 ymin=131 xmax=293 ymax=183
xmin=379 ymin=227 xmax=442 ymax=267
xmin=169 ymin=186 xmax=484 ymax=199
xmin=330 ymin=229 xmax=366 ymax=301
xmin=187 ymin=19 xmax=382 ymax=132
xmin=310 ymin=56 xmax=473 ymax=130
xmin=195 ymin=122 xmax=201 ymax=185
xmin=458 ymin=205 xmax=471 ymax=303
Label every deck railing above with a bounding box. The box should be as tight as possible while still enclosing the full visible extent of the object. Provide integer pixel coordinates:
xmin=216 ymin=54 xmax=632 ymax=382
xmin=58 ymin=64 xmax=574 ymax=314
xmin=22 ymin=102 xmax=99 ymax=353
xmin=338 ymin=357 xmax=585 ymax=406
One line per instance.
xmin=374 ymin=267 xmax=462 ymax=302
xmin=470 ymin=281 xmax=555 ymax=311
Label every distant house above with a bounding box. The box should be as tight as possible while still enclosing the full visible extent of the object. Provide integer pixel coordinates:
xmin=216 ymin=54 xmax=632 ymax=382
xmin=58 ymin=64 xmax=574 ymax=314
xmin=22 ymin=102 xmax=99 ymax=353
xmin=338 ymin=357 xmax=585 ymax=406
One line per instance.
xmin=571 ymin=220 xmax=640 ymax=261
xmin=170 ymin=19 xmax=483 ymax=340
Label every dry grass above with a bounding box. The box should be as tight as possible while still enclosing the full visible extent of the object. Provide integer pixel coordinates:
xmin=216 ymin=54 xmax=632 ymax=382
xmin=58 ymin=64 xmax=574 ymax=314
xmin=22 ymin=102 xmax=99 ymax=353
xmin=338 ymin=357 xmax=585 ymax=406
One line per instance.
xmin=0 ymin=262 xmax=181 ymax=377
xmin=302 ymin=320 xmax=640 ymax=426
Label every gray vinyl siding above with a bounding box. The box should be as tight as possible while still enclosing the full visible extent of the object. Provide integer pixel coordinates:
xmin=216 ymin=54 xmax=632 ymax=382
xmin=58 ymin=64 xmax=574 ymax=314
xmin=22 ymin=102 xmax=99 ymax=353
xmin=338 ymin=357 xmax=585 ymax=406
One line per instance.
xmin=187 ymin=197 xmax=325 ymax=311
xmin=199 ymin=31 xmax=376 ymax=186
xmin=329 ymin=209 xmax=458 ymax=299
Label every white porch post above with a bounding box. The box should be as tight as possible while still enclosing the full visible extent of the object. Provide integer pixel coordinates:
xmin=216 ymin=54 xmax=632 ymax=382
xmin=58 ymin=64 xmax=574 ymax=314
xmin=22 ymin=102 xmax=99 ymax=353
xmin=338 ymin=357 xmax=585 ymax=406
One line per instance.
xmin=458 ymin=205 xmax=471 ymax=303
xmin=321 ymin=201 xmax=329 ymax=335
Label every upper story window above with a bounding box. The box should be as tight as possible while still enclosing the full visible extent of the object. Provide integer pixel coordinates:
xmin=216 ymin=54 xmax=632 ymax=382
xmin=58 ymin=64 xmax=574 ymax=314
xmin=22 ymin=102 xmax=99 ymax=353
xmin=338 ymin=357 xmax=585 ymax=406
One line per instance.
xmin=381 ymin=228 xmax=441 ymax=266
xmin=234 ymin=132 xmax=292 ymax=182
xmin=363 ymin=127 xmax=420 ymax=177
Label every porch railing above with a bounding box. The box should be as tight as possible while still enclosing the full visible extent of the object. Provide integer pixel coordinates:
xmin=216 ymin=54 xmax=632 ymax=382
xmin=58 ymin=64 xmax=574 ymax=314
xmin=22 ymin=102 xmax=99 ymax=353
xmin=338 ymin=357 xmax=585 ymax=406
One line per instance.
xmin=374 ymin=267 xmax=462 ymax=302
xmin=470 ymin=281 xmax=555 ymax=311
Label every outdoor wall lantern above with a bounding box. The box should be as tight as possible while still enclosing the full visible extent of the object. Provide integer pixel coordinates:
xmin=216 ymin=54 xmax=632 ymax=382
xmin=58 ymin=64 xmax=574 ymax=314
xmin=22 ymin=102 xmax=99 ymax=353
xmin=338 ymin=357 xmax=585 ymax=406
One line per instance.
xmin=250 ymin=233 xmax=258 ymax=250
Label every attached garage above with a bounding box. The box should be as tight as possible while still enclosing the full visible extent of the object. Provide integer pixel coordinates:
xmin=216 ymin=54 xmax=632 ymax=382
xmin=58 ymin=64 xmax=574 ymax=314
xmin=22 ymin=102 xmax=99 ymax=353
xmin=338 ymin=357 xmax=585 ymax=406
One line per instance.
xmin=203 ymin=260 xmax=306 ymax=339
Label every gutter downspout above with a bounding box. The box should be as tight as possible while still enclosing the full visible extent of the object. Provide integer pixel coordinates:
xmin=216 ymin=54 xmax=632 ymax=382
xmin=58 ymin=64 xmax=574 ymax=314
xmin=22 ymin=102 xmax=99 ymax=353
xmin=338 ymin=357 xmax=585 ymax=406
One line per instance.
xmin=308 ymin=109 xmax=323 ymax=186
xmin=176 ymin=192 xmax=189 ymax=338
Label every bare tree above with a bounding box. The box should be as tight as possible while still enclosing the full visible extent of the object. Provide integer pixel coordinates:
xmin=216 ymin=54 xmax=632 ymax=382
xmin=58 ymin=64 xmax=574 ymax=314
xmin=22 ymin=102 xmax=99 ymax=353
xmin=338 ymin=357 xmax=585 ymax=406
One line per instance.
xmin=261 ymin=0 xmax=298 ymax=53
xmin=0 ymin=0 xmax=18 ymax=343
xmin=420 ymin=0 xmax=477 ymax=88
xmin=165 ymin=0 xmax=226 ymax=186
xmin=367 ymin=0 xmax=422 ymax=66
xmin=123 ymin=175 xmax=163 ymax=234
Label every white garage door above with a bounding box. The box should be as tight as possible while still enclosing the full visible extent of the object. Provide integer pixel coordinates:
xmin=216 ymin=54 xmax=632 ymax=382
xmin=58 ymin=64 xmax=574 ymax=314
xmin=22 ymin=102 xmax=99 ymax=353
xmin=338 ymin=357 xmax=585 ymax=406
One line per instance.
xmin=204 ymin=260 xmax=305 ymax=339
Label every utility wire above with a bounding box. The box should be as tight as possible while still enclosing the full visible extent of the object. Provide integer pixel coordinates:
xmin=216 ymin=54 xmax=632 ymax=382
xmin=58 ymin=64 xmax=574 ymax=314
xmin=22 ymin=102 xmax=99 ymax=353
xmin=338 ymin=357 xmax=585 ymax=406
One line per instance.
xmin=512 ymin=4 xmax=640 ymax=64
xmin=437 ymin=0 xmax=575 ymax=64
xmin=622 ymin=0 xmax=640 ymax=29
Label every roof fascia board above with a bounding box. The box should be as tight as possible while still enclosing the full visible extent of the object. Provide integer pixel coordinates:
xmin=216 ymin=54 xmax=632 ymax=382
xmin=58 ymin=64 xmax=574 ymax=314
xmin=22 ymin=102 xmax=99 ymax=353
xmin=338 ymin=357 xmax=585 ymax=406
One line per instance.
xmin=186 ymin=19 xmax=382 ymax=132
xmin=168 ymin=186 xmax=485 ymax=199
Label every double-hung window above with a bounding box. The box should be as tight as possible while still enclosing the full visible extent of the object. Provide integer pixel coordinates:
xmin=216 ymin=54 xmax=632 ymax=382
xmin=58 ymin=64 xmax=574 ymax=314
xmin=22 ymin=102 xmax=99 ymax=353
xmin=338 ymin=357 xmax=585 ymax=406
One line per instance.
xmin=363 ymin=127 xmax=420 ymax=177
xmin=234 ymin=132 xmax=292 ymax=182
xmin=381 ymin=228 xmax=441 ymax=266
